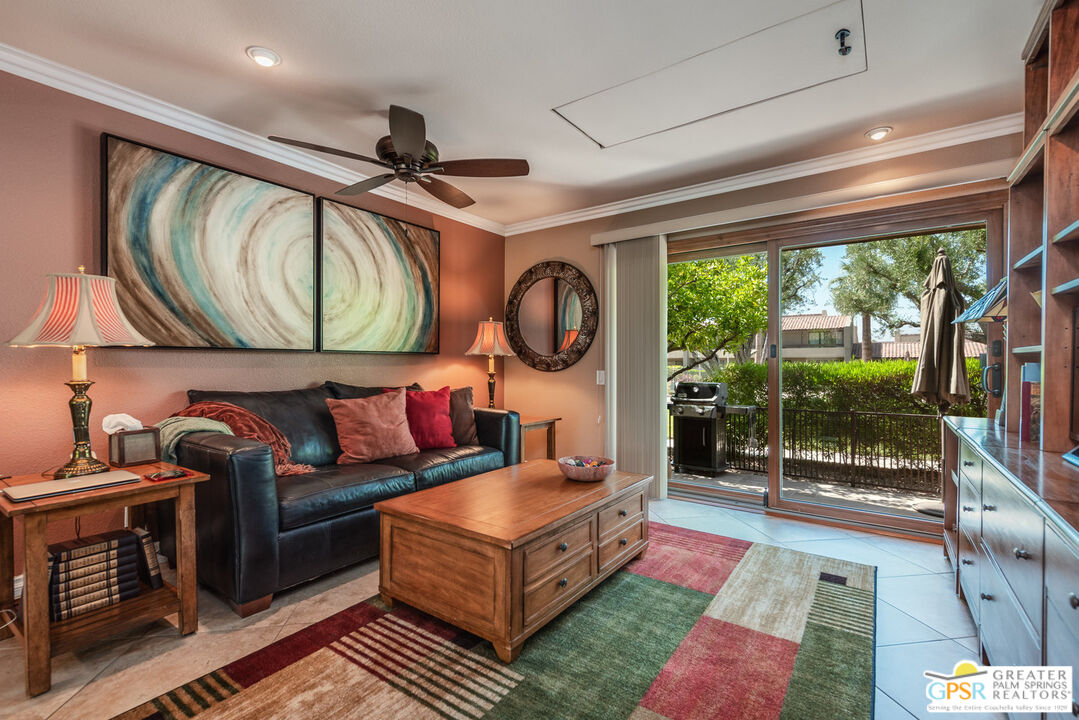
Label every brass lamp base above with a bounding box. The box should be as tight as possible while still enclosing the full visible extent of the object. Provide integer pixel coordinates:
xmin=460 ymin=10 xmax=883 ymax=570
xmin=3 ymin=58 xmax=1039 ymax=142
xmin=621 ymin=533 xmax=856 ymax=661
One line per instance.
xmin=54 ymin=380 xmax=109 ymax=479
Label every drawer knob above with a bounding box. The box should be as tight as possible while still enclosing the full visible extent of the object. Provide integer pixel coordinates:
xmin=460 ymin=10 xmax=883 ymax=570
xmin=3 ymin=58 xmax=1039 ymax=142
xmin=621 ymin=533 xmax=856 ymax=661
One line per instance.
xmin=982 ymin=504 xmax=996 ymax=512
xmin=618 ymin=509 xmax=628 ymax=517
xmin=1069 ymin=593 xmax=1079 ymax=609
xmin=558 ymin=542 xmax=568 ymax=552
xmin=980 ymin=592 xmax=993 ymax=601
xmin=1072 ymin=700 xmax=1078 ymax=716
xmin=961 ymin=505 xmax=975 ymax=512
xmin=619 ymin=537 xmax=628 ymax=546
xmin=1013 ymin=548 xmax=1032 ymax=560
xmin=558 ymin=577 xmax=568 ymax=588
xmin=961 ymin=559 xmax=973 ymax=566
xmin=963 ymin=460 xmax=975 ymax=467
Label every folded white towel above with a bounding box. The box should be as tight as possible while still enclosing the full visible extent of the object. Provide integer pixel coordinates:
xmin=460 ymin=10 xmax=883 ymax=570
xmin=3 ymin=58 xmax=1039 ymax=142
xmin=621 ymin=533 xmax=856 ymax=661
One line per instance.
xmin=102 ymin=413 xmax=143 ymax=434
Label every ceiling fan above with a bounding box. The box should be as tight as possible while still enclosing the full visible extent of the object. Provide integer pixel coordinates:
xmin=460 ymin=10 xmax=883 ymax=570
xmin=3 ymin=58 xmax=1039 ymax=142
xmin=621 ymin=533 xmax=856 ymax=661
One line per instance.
xmin=269 ymin=105 xmax=529 ymax=209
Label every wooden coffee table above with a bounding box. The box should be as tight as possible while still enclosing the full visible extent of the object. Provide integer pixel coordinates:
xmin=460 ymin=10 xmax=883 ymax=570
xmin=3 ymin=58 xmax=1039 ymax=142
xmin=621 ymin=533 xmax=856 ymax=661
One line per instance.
xmin=375 ymin=459 xmax=651 ymax=662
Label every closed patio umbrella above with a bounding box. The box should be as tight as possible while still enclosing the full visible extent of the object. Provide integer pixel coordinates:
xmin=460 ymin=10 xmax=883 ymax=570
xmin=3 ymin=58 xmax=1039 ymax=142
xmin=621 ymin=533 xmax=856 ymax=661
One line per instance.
xmin=912 ymin=249 xmax=970 ymax=412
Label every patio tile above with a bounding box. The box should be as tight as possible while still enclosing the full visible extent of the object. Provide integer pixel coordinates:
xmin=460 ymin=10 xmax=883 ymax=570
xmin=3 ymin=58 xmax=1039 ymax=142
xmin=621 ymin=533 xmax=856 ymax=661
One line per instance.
xmin=875 ymin=599 xmax=948 ymax=646
xmin=876 ymin=639 xmax=1004 ymax=720
xmin=664 ymin=511 xmax=776 ymax=545
xmin=877 ymin=573 xmax=977 ymax=639
xmin=875 ymin=688 xmax=918 ymax=719
xmin=731 ymin=512 xmax=856 ymax=542
xmin=780 ymin=537 xmax=929 ymax=578
xmin=859 ymin=534 xmax=952 ymax=574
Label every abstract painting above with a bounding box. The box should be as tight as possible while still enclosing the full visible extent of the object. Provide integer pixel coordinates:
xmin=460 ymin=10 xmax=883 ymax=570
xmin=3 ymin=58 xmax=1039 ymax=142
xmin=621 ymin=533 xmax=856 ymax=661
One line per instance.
xmin=103 ymin=135 xmax=315 ymax=350
xmin=320 ymin=199 xmax=439 ymax=353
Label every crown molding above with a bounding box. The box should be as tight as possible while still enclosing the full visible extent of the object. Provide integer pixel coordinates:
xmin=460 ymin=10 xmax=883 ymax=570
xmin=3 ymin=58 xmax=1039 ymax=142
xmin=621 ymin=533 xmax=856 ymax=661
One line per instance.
xmin=0 ymin=42 xmax=506 ymax=235
xmin=504 ymin=113 xmax=1023 ymax=236
xmin=1 ymin=42 xmax=1023 ymax=241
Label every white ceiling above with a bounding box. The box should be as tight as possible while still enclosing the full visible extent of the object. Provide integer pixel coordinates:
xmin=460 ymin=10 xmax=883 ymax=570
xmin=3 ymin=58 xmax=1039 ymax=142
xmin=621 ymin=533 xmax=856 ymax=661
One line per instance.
xmin=0 ymin=0 xmax=1041 ymax=226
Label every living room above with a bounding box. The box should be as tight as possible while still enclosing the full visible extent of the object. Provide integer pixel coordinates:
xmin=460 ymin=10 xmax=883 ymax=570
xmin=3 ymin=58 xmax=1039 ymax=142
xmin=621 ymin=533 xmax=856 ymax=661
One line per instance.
xmin=1 ymin=1 xmax=1077 ymax=719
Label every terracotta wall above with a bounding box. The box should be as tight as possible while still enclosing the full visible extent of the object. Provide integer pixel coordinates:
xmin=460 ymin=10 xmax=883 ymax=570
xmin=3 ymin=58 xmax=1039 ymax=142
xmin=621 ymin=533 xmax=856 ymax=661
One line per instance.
xmin=0 ymin=70 xmax=505 ymax=555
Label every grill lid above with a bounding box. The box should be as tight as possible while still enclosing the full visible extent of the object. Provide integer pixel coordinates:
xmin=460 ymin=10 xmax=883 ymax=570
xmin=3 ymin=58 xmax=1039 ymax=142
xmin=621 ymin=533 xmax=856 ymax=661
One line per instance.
xmin=672 ymin=381 xmax=728 ymax=405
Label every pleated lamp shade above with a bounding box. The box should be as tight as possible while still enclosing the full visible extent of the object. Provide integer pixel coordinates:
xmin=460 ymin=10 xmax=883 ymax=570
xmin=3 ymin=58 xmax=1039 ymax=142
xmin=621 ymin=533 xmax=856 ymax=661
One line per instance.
xmin=9 ymin=272 xmax=153 ymax=348
xmin=466 ymin=319 xmax=515 ymax=357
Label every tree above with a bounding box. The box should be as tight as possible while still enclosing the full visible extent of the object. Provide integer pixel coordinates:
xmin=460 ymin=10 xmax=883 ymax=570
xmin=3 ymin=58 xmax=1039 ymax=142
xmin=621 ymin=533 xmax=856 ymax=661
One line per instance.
xmin=829 ymin=229 xmax=987 ymax=347
xmin=667 ymin=249 xmax=822 ymax=380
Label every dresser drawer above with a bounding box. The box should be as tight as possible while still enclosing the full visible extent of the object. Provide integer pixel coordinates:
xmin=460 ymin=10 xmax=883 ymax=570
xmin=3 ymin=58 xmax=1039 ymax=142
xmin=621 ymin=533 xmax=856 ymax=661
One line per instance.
xmin=981 ymin=463 xmax=1044 ymax=631
xmin=958 ymin=527 xmax=981 ymax=624
xmin=598 ymin=492 xmax=645 ymax=538
xmin=960 ymin=441 xmax=982 ymax=485
xmin=523 ymin=518 xmax=594 ymax=585
xmin=598 ymin=519 xmax=645 ymax=573
xmin=523 ymin=551 xmax=594 ymax=627
xmin=1046 ymin=525 xmax=1079 ymax=642
xmin=1046 ymin=600 xmax=1079 ymax=720
xmin=959 ymin=475 xmax=981 ymax=539
xmin=979 ymin=559 xmax=1041 ymax=668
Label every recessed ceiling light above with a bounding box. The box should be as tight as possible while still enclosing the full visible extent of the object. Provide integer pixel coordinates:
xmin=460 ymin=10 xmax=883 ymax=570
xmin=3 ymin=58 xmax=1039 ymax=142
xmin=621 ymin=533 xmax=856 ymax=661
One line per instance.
xmin=865 ymin=126 xmax=893 ymax=141
xmin=245 ymin=46 xmax=281 ymax=68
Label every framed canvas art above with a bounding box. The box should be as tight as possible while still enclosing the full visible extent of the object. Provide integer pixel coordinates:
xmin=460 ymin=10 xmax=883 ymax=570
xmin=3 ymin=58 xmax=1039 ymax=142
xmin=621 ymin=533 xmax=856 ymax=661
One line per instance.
xmin=320 ymin=199 xmax=439 ymax=353
xmin=102 ymin=135 xmax=316 ymax=350
xmin=554 ymin=278 xmax=583 ymax=351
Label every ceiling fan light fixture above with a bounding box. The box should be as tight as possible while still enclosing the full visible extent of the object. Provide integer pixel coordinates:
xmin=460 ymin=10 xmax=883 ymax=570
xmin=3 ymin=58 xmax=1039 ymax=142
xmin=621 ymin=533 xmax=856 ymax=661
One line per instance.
xmin=245 ymin=46 xmax=281 ymax=68
xmin=865 ymin=126 xmax=893 ymax=141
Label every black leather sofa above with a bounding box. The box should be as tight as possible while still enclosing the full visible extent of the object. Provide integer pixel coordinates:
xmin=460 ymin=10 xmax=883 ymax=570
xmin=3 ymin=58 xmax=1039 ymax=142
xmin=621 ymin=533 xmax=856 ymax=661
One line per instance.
xmin=156 ymin=383 xmax=520 ymax=616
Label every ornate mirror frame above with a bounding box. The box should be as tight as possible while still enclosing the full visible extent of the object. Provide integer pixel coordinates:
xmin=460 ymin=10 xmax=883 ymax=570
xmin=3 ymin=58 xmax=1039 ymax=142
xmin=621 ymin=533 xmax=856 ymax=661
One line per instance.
xmin=504 ymin=260 xmax=598 ymax=372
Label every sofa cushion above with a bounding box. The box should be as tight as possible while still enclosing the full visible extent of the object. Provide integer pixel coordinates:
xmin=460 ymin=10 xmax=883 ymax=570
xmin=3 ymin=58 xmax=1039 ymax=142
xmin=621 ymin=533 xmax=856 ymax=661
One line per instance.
xmin=378 ymin=446 xmax=504 ymax=491
xmin=324 ymin=380 xmax=422 ymax=399
xmin=188 ymin=386 xmax=339 ymax=468
xmin=276 ymin=463 xmax=416 ymax=531
xmin=449 ymin=387 xmax=479 ymax=446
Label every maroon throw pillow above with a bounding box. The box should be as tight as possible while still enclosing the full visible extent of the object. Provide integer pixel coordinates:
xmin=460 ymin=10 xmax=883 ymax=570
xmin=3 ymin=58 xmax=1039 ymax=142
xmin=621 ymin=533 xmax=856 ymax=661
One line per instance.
xmin=326 ymin=390 xmax=418 ymax=463
xmin=450 ymin=387 xmax=479 ymax=446
xmin=384 ymin=385 xmax=457 ymax=450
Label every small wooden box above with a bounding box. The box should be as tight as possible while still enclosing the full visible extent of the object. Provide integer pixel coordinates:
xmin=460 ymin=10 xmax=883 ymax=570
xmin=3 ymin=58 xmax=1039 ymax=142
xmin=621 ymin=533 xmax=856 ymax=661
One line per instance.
xmin=108 ymin=427 xmax=161 ymax=467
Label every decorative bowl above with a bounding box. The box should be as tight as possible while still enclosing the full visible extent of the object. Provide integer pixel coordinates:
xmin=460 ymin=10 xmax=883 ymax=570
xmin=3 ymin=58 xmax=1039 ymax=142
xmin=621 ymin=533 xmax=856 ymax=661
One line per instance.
xmin=557 ymin=455 xmax=615 ymax=482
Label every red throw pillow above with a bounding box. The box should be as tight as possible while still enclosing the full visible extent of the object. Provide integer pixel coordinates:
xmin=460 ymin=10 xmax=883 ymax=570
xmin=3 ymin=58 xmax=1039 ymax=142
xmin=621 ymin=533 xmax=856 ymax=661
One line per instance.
xmin=326 ymin=390 xmax=419 ymax=463
xmin=384 ymin=385 xmax=457 ymax=450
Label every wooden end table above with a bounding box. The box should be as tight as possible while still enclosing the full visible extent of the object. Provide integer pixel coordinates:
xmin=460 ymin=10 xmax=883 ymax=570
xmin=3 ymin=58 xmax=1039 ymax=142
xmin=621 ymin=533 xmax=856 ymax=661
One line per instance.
xmin=518 ymin=415 xmax=561 ymax=460
xmin=376 ymin=459 xmax=650 ymax=662
xmin=0 ymin=462 xmax=209 ymax=696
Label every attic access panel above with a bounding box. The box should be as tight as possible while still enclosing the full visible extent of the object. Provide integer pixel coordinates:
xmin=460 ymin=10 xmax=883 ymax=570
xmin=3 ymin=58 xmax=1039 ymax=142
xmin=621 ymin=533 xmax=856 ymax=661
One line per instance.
xmin=554 ymin=0 xmax=867 ymax=148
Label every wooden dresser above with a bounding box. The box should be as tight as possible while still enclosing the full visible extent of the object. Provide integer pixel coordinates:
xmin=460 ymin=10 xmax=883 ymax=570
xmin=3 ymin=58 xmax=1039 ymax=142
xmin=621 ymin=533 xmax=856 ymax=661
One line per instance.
xmin=375 ymin=460 xmax=651 ymax=662
xmin=943 ymin=417 xmax=1079 ymax=718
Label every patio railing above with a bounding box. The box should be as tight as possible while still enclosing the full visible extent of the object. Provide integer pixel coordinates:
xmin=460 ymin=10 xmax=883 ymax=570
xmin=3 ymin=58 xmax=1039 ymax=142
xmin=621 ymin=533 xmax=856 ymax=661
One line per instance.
xmin=671 ymin=406 xmax=942 ymax=495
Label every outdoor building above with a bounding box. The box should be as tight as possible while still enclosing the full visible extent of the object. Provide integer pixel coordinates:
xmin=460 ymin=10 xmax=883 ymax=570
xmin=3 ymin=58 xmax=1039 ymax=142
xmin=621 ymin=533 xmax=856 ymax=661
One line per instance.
xmin=853 ymin=331 xmax=987 ymax=361
xmin=778 ymin=312 xmax=855 ymax=362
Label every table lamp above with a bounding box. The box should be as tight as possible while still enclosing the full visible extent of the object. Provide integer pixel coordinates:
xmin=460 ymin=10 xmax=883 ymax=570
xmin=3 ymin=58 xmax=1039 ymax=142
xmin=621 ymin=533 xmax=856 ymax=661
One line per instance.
xmin=8 ymin=267 xmax=153 ymax=478
xmin=466 ymin=317 xmax=514 ymax=408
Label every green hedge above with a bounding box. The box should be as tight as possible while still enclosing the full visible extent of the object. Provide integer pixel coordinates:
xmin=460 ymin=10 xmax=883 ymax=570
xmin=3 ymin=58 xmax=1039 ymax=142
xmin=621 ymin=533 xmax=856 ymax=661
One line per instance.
xmin=705 ymin=358 xmax=987 ymax=417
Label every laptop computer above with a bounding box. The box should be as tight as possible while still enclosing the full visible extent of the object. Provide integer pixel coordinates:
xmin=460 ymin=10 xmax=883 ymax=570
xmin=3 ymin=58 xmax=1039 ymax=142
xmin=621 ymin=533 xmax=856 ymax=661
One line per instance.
xmin=2 ymin=469 xmax=141 ymax=502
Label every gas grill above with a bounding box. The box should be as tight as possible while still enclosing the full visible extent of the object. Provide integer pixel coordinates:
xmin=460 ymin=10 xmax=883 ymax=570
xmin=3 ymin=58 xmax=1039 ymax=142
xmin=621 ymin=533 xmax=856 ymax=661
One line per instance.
xmin=668 ymin=381 xmax=749 ymax=475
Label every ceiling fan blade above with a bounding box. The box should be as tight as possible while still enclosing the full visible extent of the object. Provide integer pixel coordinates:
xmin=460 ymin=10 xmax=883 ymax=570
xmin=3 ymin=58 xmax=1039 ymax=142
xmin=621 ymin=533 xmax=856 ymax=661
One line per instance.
xmin=417 ymin=175 xmax=475 ymax=208
xmin=336 ymin=173 xmax=396 ymax=196
xmin=434 ymin=159 xmax=530 ymax=177
xmin=389 ymin=105 xmax=427 ymax=161
xmin=268 ymin=136 xmax=389 ymax=168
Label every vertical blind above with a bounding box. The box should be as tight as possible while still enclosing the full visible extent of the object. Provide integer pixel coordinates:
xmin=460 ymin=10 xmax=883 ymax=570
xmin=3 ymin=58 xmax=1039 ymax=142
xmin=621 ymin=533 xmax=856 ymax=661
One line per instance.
xmin=605 ymin=236 xmax=668 ymax=498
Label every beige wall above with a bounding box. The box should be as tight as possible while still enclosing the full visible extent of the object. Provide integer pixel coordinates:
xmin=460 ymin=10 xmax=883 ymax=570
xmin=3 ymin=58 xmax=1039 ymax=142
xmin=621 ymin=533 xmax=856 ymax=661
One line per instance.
xmin=504 ymin=133 xmax=1020 ymax=460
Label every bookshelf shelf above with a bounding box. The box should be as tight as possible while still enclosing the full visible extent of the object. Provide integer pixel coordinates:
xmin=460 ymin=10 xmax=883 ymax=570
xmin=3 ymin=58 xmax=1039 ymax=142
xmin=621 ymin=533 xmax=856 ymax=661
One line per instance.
xmin=1007 ymin=131 xmax=1046 ymax=186
xmin=1011 ymin=345 xmax=1044 ymax=356
xmin=1013 ymin=245 xmax=1044 ymax=270
xmin=1053 ymin=218 xmax=1079 ymax=244
xmin=1051 ymin=278 xmax=1079 ymax=296
xmin=1046 ymin=65 xmax=1079 ymax=135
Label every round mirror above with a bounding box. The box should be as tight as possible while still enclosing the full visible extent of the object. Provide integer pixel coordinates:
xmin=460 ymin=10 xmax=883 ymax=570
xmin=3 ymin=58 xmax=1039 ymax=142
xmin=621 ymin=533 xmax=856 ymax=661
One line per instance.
xmin=505 ymin=261 xmax=597 ymax=371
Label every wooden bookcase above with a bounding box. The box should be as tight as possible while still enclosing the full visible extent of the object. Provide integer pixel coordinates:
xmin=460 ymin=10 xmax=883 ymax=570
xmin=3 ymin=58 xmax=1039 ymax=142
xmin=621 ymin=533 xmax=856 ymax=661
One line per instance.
xmin=1007 ymin=0 xmax=1079 ymax=452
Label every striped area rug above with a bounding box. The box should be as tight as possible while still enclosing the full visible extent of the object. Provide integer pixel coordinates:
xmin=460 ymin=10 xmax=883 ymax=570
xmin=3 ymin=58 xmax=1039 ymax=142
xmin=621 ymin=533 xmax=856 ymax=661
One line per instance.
xmin=112 ymin=523 xmax=875 ymax=720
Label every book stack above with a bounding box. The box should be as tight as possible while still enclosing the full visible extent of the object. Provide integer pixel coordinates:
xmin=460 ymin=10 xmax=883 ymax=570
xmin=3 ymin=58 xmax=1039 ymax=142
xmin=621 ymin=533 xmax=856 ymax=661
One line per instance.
xmin=48 ymin=527 xmax=162 ymax=621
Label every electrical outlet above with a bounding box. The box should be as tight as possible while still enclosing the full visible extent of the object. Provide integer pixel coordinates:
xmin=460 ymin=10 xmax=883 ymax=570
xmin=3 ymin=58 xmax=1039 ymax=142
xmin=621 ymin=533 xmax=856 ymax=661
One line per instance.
xmin=596 ymin=370 xmax=606 ymax=385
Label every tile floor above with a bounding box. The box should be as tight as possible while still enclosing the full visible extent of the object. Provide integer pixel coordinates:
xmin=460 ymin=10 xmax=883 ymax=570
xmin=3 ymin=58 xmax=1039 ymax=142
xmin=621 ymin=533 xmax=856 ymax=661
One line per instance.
xmin=0 ymin=499 xmax=991 ymax=720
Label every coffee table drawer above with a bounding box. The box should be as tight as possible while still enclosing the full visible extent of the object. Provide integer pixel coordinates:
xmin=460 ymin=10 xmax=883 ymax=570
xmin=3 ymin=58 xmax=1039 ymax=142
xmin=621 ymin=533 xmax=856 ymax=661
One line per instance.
xmin=599 ymin=519 xmax=645 ymax=573
xmin=523 ymin=552 xmax=594 ymax=627
xmin=524 ymin=518 xmax=594 ymax=585
xmin=981 ymin=463 xmax=1044 ymax=631
xmin=599 ymin=492 xmax=645 ymax=538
